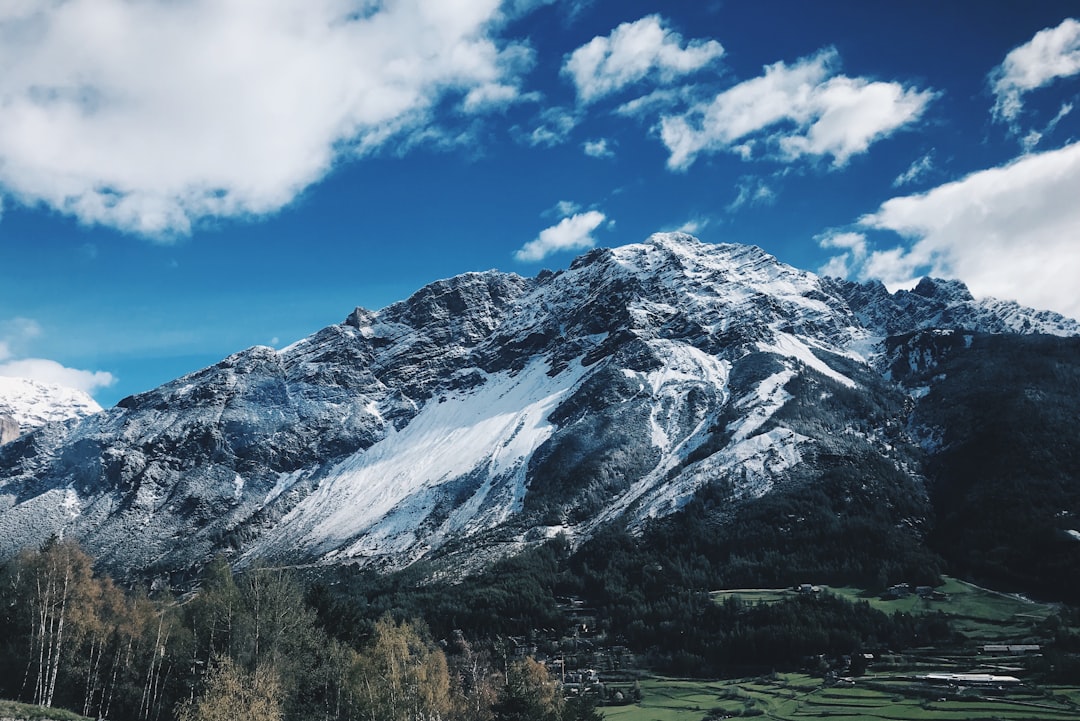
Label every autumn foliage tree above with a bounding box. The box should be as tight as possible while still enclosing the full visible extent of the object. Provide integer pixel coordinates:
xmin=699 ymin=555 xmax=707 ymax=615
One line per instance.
xmin=348 ymin=615 xmax=453 ymax=721
xmin=0 ymin=542 xmax=580 ymax=721
xmin=175 ymin=656 xmax=283 ymax=721
xmin=6 ymin=537 xmax=102 ymax=708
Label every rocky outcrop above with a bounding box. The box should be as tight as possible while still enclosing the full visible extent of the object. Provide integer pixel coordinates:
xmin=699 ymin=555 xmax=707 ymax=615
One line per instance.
xmin=0 ymin=414 xmax=18 ymax=445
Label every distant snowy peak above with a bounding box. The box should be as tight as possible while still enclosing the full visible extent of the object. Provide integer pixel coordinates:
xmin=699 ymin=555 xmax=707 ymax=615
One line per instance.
xmin=0 ymin=376 xmax=102 ymax=442
xmin=828 ymin=275 xmax=1080 ymax=338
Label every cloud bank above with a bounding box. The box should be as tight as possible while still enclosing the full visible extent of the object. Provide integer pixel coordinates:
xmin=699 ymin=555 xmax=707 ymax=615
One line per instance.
xmin=0 ymin=0 xmax=531 ymax=236
xmin=827 ymin=140 xmax=1080 ymax=321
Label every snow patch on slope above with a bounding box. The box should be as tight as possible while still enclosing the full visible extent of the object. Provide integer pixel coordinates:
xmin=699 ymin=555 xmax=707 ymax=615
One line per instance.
xmin=639 ymin=340 xmax=730 ymax=454
xmin=261 ymin=357 xmax=589 ymax=564
xmin=759 ymin=333 xmax=856 ymax=388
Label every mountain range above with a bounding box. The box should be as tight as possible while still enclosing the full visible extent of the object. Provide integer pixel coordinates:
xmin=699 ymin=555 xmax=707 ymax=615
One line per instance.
xmin=1 ymin=233 xmax=1077 ymax=590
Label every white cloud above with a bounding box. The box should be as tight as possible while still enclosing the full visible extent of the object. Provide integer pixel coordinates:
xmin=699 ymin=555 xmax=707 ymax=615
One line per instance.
xmin=583 ymin=138 xmax=614 ymax=158
xmin=991 ymin=17 xmax=1080 ymax=125
xmin=563 ymin=15 xmax=723 ymax=104
xmin=855 ymin=140 xmax=1080 ymax=319
xmin=819 ymin=230 xmax=867 ymax=257
xmin=1020 ymin=101 xmax=1073 ymax=152
xmin=727 ymin=177 xmax=776 ymax=211
xmin=893 ymin=151 xmax=934 ymax=187
xmin=550 ymin=200 xmax=581 ymax=217
xmin=515 ymin=210 xmax=607 ymax=262
xmin=0 ymin=317 xmax=114 ymax=395
xmin=669 ymin=217 xmax=709 ymax=236
xmin=659 ymin=48 xmax=935 ymax=170
xmin=815 ymin=230 xmax=867 ymax=278
xmin=817 ymin=255 xmax=852 ymax=279
xmin=0 ymin=359 xmax=115 ymax=395
xmin=525 ymin=107 xmax=579 ymax=147
xmin=0 ymin=0 xmax=533 ymax=237
xmin=615 ymin=87 xmax=688 ymax=117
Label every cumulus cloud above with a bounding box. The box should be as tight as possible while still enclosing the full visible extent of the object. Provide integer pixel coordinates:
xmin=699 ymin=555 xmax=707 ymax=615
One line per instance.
xmin=583 ymin=138 xmax=614 ymax=158
xmin=548 ymin=200 xmax=581 ymax=218
xmin=0 ymin=359 xmax=115 ymax=395
xmin=0 ymin=317 xmax=114 ymax=395
xmin=0 ymin=0 xmax=533 ymax=237
xmin=563 ymin=15 xmax=723 ymax=104
xmin=815 ymin=231 xmax=867 ymax=278
xmin=515 ymin=210 xmax=607 ymax=262
xmin=668 ymin=217 xmax=709 ymax=236
xmin=991 ymin=17 xmax=1080 ymax=126
xmin=659 ymin=48 xmax=935 ymax=170
xmin=852 ymin=140 xmax=1080 ymax=320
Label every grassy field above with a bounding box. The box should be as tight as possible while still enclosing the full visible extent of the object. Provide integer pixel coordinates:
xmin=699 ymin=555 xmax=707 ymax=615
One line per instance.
xmin=601 ymin=673 xmax=1080 ymax=721
xmin=828 ymin=577 xmax=1056 ymax=640
xmin=0 ymin=699 xmax=92 ymax=721
xmin=711 ymin=576 xmax=1057 ymax=641
xmin=641 ymin=579 xmax=1075 ymax=719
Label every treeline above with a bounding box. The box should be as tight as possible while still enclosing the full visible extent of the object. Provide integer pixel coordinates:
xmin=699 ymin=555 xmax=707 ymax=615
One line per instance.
xmin=312 ymin=501 xmax=953 ymax=678
xmin=0 ymin=538 xmax=600 ymax=721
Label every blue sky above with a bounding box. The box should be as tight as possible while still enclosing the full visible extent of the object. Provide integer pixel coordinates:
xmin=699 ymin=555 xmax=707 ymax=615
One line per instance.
xmin=1 ymin=1 xmax=1079 ymax=408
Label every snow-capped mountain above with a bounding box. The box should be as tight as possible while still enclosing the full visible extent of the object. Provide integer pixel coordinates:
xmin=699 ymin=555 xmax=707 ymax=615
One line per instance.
xmin=0 ymin=233 xmax=1076 ymax=580
xmin=0 ymin=376 xmax=102 ymax=445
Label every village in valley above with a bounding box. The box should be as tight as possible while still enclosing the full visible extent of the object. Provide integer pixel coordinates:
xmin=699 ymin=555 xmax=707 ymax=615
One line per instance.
xmin=509 ymin=577 xmax=1080 ymax=720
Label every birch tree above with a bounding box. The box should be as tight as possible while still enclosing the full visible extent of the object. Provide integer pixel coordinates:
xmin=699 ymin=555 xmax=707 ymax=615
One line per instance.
xmin=14 ymin=538 xmax=101 ymax=708
xmin=350 ymin=616 xmax=452 ymax=721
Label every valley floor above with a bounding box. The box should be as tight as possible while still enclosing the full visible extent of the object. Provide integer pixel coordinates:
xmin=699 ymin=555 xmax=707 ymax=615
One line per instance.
xmin=601 ymin=674 xmax=1080 ymax=721
xmin=599 ymin=577 xmax=1078 ymax=720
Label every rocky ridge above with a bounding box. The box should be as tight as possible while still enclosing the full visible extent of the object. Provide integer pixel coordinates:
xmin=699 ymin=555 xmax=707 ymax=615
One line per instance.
xmin=0 ymin=233 xmax=1075 ymax=580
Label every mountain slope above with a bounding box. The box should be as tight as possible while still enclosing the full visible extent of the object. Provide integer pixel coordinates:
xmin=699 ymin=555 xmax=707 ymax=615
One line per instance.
xmin=884 ymin=330 xmax=1080 ymax=599
xmin=0 ymin=233 xmax=1076 ymax=581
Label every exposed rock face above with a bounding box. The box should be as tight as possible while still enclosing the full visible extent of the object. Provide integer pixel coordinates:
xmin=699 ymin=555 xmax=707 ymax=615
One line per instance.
xmin=0 ymin=415 xmax=18 ymax=446
xmin=0 ymin=233 xmax=1075 ymax=580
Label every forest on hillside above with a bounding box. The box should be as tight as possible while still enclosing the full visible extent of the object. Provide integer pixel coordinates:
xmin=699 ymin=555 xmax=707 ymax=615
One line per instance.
xmin=0 ymin=530 xmax=976 ymax=721
xmin=0 ymin=539 xmax=601 ymax=721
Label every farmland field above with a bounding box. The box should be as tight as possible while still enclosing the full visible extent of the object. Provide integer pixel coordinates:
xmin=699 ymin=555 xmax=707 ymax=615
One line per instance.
xmin=601 ymin=674 xmax=1080 ymax=720
xmin=621 ymin=580 xmax=1074 ymax=720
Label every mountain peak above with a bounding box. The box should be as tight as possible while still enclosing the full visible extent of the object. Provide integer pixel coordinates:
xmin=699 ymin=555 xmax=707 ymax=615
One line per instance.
xmin=645 ymin=231 xmax=704 ymax=250
xmin=911 ymin=276 xmax=975 ymax=303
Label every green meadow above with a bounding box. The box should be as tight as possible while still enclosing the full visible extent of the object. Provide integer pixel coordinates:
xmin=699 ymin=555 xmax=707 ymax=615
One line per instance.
xmin=601 ymin=674 xmax=1080 ymax=721
xmin=711 ymin=576 xmax=1057 ymax=640
xmin=0 ymin=699 xmax=93 ymax=721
